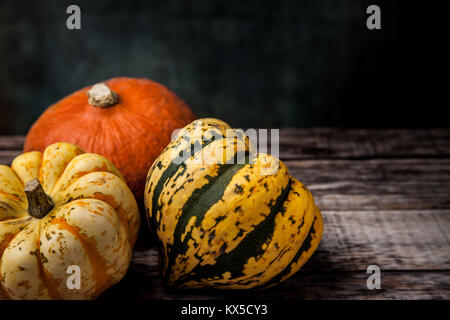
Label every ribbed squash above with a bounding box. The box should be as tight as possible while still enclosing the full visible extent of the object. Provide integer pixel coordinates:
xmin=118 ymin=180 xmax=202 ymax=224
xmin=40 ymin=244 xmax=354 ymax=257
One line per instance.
xmin=0 ymin=142 xmax=140 ymax=299
xmin=144 ymin=118 xmax=323 ymax=289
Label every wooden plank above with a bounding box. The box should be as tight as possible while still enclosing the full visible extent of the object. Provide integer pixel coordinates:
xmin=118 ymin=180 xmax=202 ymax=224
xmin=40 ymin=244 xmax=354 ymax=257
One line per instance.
xmin=0 ymin=151 xmax=21 ymax=166
xmin=250 ymin=271 xmax=450 ymax=300
xmin=101 ymin=249 xmax=450 ymax=300
xmin=286 ymin=158 xmax=450 ymax=210
xmin=1 ymin=129 xmax=449 ymax=160
xmin=132 ymin=210 xmax=450 ymax=273
xmin=101 ymin=209 xmax=450 ymax=299
xmin=275 ymin=128 xmax=450 ymax=160
xmin=0 ymin=136 xmax=24 ymax=150
xmin=0 ymin=131 xmax=448 ymax=300
xmin=313 ymin=194 xmax=450 ymax=211
xmin=287 ymin=158 xmax=450 ymax=182
xmin=4 ymin=148 xmax=450 ymax=211
xmin=308 ymin=210 xmax=450 ymax=271
xmin=3 ymin=146 xmax=450 ymax=211
xmin=103 ymin=267 xmax=450 ymax=300
xmin=4 ymin=147 xmax=450 ymax=211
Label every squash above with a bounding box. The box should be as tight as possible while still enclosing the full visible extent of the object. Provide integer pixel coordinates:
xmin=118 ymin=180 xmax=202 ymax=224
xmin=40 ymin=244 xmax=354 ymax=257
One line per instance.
xmin=24 ymin=77 xmax=195 ymax=199
xmin=0 ymin=142 xmax=140 ymax=299
xmin=144 ymin=118 xmax=323 ymax=289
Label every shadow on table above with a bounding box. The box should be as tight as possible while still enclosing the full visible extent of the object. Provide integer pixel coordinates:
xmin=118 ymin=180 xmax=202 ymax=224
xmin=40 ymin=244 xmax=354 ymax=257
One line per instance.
xmin=100 ymin=245 xmax=345 ymax=300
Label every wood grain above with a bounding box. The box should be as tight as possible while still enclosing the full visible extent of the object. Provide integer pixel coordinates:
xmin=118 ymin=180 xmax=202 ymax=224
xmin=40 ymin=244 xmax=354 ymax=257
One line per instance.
xmin=309 ymin=210 xmax=450 ymax=271
xmin=0 ymin=136 xmax=24 ymax=150
xmin=2 ymin=135 xmax=450 ymax=212
xmin=2 ymin=128 xmax=450 ymax=160
xmin=101 ymin=249 xmax=450 ymax=300
xmin=1 ymin=129 xmax=449 ymax=300
xmin=130 ymin=210 xmax=450 ymax=272
xmin=101 ymin=209 xmax=450 ymax=299
xmin=275 ymin=128 xmax=450 ymax=160
xmin=0 ymin=150 xmax=21 ymax=165
xmin=286 ymin=158 xmax=450 ymax=210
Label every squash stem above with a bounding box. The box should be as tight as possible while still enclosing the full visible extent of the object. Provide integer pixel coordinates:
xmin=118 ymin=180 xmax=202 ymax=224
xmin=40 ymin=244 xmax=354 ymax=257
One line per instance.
xmin=87 ymin=83 xmax=118 ymax=108
xmin=25 ymin=178 xmax=54 ymax=219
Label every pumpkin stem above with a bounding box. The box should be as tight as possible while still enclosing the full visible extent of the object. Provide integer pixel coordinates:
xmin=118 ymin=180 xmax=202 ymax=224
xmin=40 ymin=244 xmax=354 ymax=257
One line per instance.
xmin=25 ymin=178 xmax=54 ymax=219
xmin=87 ymin=83 xmax=118 ymax=108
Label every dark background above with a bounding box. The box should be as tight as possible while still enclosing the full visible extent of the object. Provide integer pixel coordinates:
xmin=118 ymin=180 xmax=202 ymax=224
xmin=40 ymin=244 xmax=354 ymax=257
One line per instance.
xmin=0 ymin=0 xmax=446 ymax=134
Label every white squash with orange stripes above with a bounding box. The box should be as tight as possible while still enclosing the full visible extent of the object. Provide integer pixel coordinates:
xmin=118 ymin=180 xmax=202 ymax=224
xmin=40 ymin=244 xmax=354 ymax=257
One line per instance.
xmin=0 ymin=142 xmax=140 ymax=299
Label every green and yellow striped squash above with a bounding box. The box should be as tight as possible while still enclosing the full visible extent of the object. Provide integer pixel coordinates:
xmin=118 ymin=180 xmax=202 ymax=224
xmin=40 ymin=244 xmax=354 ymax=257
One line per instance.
xmin=144 ymin=118 xmax=323 ymax=289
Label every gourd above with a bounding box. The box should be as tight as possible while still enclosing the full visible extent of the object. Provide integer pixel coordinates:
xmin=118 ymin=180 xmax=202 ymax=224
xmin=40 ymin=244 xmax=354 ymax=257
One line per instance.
xmin=0 ymin=142 xmax=140 ymax=299
xmin=24 ymin=77 xmax=195 ymax=199
xmin=144 ymin=118 xmax=323 ymax=289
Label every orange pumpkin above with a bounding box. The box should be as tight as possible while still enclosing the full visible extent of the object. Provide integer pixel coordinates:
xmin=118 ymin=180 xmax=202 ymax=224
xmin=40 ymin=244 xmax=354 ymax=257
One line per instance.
xmin=24 ymin=77 xmax=195 ymax=199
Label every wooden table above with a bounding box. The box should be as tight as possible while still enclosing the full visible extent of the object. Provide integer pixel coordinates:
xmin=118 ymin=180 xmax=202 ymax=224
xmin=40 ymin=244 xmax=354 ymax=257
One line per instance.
xmin=1 ymin=129 xmax=449 ymax=300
